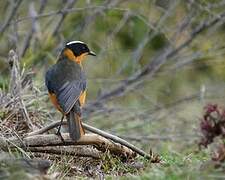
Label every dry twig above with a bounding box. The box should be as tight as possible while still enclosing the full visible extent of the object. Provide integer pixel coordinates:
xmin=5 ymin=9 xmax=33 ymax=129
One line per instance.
xmin=8 ymin=50 xmax=34 ymax=130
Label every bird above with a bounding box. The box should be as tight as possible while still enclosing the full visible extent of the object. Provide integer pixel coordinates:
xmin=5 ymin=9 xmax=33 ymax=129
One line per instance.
xmin=45 ymin=41 xmax=96 ymax=141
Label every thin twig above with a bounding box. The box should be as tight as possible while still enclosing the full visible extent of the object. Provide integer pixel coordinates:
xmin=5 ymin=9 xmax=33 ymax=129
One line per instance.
xmin=20 ymin=0 xmax=47 ymax=57
xmin=52 ymin=0 xmax=77 ymax=36
xmin=69 ymin=0 xmax=121 ymax=38
xmin=12 ymin=6 xmax=129 ymax=25
xmin=8 ymin=50 xmax=34 ymax=130
xmin=0 ymin=0 xmax=23 ymax=34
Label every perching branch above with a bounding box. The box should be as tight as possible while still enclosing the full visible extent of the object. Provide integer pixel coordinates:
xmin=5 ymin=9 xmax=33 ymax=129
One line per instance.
xmin=27 ymin=120 xmax=151 ymax=159
xmin=28 ymin=146 xmax=101 ymax=159
xmin=0 ymin=133 xmax=136 ymax=159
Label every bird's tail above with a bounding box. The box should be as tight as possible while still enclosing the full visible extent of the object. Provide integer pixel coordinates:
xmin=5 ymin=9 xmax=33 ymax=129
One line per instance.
xmin=66 ymin=109 xmax=85 ymax=141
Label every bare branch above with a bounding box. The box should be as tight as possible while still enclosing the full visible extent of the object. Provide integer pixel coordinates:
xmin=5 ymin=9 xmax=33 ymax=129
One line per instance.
xmin=12 ymin=6 xmax=129 ymax=25
xmin=20 ymin=0 xmax=47 ymax=57
xmin=0 ymin=133 xmax=136 ymax=159
xmin=52 ymin=0 xmax=77 ymax=36
xmin=69 ymin=0 xmax=121 ymax=38
xmin=0 ymin=0 xmax=23 ymax=34
xmin=27 ymin=121 xmax=151 ymax=159
xmin=28 ymin=146 xmax=101 ymax=159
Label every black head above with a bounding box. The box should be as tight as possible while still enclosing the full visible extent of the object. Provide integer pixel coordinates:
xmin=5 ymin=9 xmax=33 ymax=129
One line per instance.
xmin=65 ymin=41 xmax=96 ymax=57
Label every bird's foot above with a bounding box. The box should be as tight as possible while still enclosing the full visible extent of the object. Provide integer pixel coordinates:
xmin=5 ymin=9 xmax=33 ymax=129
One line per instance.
xmin=56 ymin=131 xmax=65 ymax=144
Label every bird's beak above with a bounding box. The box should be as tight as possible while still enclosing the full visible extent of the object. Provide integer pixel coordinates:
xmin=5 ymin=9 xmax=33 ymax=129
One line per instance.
xmin=88 ymin=51 xmax=96 ymax=56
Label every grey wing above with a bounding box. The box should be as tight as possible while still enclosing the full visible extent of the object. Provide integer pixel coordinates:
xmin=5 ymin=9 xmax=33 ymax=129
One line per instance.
xmin=56 ymin=80 xmax=86 ymax=114
xmin=45 ymin=68 xmax=54 ymax=93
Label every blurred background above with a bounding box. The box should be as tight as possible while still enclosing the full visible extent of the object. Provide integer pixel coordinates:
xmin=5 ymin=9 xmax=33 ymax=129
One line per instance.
xmin=1 ymin=0 xmax=225 ymax=177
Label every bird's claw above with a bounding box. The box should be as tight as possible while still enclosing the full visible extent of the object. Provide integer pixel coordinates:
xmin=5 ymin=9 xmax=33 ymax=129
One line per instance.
xmin=56 ymin=131 xmax=65 ymax=144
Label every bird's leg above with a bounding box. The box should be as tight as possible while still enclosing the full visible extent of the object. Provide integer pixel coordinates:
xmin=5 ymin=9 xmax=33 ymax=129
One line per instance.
xmin=56 ymin=115 xmax=65 ymax=143
xmin=56 ymin=115 xmax=64 ymax=134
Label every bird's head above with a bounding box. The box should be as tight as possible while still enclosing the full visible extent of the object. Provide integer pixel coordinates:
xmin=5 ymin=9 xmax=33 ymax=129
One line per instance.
xmin=62 ymin=41 xmax=96 ymax=64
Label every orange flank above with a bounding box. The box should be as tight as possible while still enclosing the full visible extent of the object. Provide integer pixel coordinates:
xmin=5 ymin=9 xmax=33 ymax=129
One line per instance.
xmin=75 ymin=113 xmax=85 ymax=136
xmin=79 ymin=90 xmax=86 ymax=107
xmin=49 ymin=92 xmax=64 ymax=113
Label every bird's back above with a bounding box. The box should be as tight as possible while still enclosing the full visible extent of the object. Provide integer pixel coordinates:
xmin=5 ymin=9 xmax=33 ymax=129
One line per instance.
xmin=45 ymin=57 xmax=86 ymax=94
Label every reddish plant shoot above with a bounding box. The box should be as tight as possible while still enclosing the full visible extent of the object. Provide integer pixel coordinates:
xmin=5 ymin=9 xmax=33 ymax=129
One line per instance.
xmin=199 ymin=104 xmax=225 ymax=148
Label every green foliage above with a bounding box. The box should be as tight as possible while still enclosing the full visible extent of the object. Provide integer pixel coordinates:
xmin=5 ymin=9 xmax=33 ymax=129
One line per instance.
xmin=149 ymin=33 xmax=168 ymax=50
xmin=118 ymin=16 xmax=148 ymax=50
xmin=0 ymin=75 xmax=9 ymax=92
